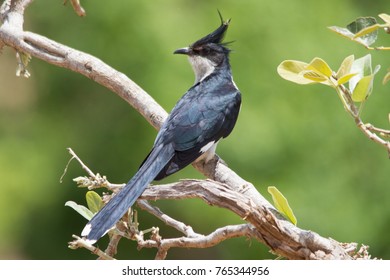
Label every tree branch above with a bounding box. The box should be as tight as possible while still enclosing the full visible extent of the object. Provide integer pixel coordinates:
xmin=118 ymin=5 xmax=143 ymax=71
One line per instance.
xmin=137 ymin=200 xmax=203 ymax=238
xmin=139 ymin=179 xmax=354 ymax=259
xmin=0 ymin=1 xmax=167 ymax=130
xmin=136 ymin=223 xmax=257 ymax=260
xmin=69 ymin=235 xmax=115 ymax=260
xmin=1 ymin=1 xmax=373 ymax=259
xmin=336 ymin=83 xmax=390 ymax=157
xmin=64 ymin=0 xmax=86 ymax=17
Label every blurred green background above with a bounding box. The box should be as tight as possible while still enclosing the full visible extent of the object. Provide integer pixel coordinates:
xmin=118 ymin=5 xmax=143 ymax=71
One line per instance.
xmin=0 ymin=0 xmax=389 ymax=260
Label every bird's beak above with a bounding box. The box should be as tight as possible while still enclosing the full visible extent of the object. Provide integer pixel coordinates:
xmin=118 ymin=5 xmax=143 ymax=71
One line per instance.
xmin=173 ymin=47 xmax=191 ymax=55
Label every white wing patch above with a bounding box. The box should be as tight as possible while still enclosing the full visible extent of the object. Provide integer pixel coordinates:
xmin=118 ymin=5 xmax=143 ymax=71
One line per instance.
xmin=200 ymin=141 xmax=216 ymax=153
xmin=81 ymin=223 xmax=110 ymax=245
xmin=81 ymin=224 xmax=92 ymax=236
xmin=198 ymin=141 xmax=218 ymax=163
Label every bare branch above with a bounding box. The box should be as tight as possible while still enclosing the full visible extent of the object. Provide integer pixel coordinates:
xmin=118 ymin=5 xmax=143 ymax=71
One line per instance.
xmin=0 ymin=21 xmax=167 ymax=130
xmin=0 ymin=0 xmax=11 ymax=23
xmin=7 ymin=0 xmax=33 ymax=16
xmin=68 ymin=235 xmax=115 ymax=260
xmin=139 ymin=180 xmax=353 ymax=259
xmin=337 ymin=83 xmax=390 ymax=156
xmin=137 ymin=200 xmax=202 ymax=238
xmin=365 ymin=123 xmax=390 ymax=138
xmin=100 ymin=233 xmax=122 ymax=259
xmin=65 ymin=147 xmax=124 ymax=191
xmin=66 ymin=147 xmax=356 ymax=259
xmin=67 ymin=147 xmax=96 ymax=178
xmin=64 ymin=0 xmax=86 ymax=17
xmin=136 ymin=224 xmax=257 ymax=260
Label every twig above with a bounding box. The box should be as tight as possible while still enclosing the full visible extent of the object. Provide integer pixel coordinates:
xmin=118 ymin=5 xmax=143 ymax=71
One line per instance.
xmin=64 ymin=0 xmax=86 ymax=17
xmin=101 ymin=233 xmax=122 ymax=259
xmin=137 ymin=200 xmax=202 ymax=238
xmin=69 ymin=235 xmax=115 ymax=260
xmin=366 ymin=46 xmax=390 ymax=51
xmin=357 ymin=121 xmax=390 ymax=157
xmin=365 ymin=123 xmax=390 ymax=138
xmin=337 ymin=83 xmax=390 ymax=156
xmin=66 ymin=147 xmax=124 ymax=191
xmin=67 ymin=147 xmax=96 ymax=178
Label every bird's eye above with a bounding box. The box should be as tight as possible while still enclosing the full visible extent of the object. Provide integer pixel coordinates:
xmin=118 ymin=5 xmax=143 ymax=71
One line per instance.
xmin=192 ymin=46 xmax=215 ymax=57
xmin=200 ymin=47 xmax=211 ymax=56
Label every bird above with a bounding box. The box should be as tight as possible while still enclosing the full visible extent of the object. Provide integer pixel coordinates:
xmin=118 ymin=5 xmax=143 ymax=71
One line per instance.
xmin=81 ymin=14 xmax=242 ymax=244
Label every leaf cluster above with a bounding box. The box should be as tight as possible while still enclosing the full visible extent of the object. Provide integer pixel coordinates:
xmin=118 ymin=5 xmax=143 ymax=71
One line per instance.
xmin=277 ymin=54 xmax=380 ymax=103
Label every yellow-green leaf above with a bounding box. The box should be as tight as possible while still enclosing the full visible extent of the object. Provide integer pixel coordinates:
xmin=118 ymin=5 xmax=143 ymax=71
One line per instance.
xmin=268 ymin=186 xmax=297 ymax=225
xmin=86 ymin=191 xmax=104 ymax=213
xmin=328 ymin=25 xmax=355 ymax=40
xmin=349 ymin=54 xmax=380 ymax=95
xmin=328 ymin=20 xmax=378 ymax=47
xmin=302 ymin=70 xmax=328 ymax=82
xmin=336 ymin=55 xmax=355 ymax=79
xmin=15 ymin=51 xmax=31 ymax=78
xmin=277 ymin=60 xmax=314 ymax=85
xmin=338 ymin=73 xmax=357 ymax=85
xmin=353 ymin=24 xmax=381 ymax=39
xmin=378 ymin=13 xmax=390 ymax=24
xmin=383 ymin=71 xmax=390 ymax=85
xmin=307 ymin=57 xmax=333 ymax=78
xmin=352 ymin=74 xmax=374 ymax=102
xmin=65 ymin=201 xmax=94 ymax=221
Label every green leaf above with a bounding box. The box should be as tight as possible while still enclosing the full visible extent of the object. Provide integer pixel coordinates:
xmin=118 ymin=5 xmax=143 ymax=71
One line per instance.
xmin=268 ymin=186 xmax=297 ymax=225
xmin=328 ymin=25 xmax=369 ymax=47
xmin=15 ymin=51 xmax=31 ymax=78
xmin=277 ymin=60 xmax=314 ymax=85
xmin=86 ymin=191 xmax=104 ymax=213
xmin=328 ymin=17 xmax=378 ymax=47
xmin=352 ymin=75 xmax=374 ymax=102
xmin=347 ymin=17 xmax=378 ymax=46
xmin=65 ymin=201 xmax=94 ymax=221
xmin=346 ymin=17 xmax=377 ymax=33
xmin=351 ymin=64 xmax=381 ymax=102
xmin=383 ymin=71 xmax=390 ymax=85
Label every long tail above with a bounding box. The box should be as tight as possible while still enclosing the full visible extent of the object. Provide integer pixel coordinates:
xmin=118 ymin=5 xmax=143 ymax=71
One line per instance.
xmin=81 ymin=143 xmax=174 ymax=244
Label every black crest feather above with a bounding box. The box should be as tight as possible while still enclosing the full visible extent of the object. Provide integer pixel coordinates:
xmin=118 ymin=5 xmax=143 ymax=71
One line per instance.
xmin=191 ymin=11 xmax=231 ymax=48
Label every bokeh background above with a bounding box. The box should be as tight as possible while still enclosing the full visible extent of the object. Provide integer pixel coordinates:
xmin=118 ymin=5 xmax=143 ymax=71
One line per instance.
xmin=0 ymin=0 xmax=389 ymax=259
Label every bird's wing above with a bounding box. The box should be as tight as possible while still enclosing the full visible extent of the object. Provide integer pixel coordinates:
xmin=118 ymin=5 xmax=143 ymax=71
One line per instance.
xmin=151 ymin=77 xmax=241 ymax=180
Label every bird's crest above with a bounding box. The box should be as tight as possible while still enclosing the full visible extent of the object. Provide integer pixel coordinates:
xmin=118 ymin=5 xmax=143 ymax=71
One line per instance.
xmin=191 ymin=11 xmax=231 ymax=49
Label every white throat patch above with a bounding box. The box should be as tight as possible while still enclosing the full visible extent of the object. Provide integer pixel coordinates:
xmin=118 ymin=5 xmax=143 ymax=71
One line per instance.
xmin=188 ymin=56 xmax=216 ymax=83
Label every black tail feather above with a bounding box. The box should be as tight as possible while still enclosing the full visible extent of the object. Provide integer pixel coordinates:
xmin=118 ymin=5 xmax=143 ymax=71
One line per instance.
xmin=81 ymin=143 xmax=174 ymax=243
